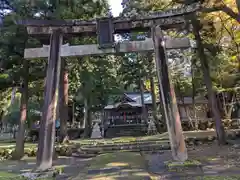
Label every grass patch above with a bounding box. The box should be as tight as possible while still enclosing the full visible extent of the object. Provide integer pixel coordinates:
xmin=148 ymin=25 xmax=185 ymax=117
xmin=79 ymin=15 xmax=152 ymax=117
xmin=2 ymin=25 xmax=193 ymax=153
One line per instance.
xmin=89 ymin=152 xmax=145 ymax=169
xmin=72 ymin=137 xmax=139 ymax=145
xmin=0 ymin=170 xmax=56 ymax=180
xmin=0 ymin=142 xmax=36 ymax=149
xmin=165 ymin=160 xmax=201 ymax=168
xmin=0 ymin=171 xmax=19 ymax=178
xmin=112 ymin=137 xmax=137 ymax=143
xmin=74 ymin=152 xmax=150 ymax=180
xmin=72 ymin=133 xmax=169 ymax=145
xmin=0 ymin=129 xmax=238 ymax=150
xmin=137 ymin=132 xmax=168 ymax=141
xmin=72 ymin=129 xmax=240 ymax=146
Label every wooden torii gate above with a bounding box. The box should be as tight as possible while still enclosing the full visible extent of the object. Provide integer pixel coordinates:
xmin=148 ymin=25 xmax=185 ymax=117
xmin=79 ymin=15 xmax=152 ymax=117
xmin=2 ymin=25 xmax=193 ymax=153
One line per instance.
xmin=20 ymin=3 xmax=199 ymax=170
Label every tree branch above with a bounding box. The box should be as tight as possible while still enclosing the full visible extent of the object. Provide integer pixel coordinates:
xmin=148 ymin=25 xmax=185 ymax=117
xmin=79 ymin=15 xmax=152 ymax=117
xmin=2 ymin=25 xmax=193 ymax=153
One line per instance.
xmin=201 ymin=5 xmax=240 ymax=23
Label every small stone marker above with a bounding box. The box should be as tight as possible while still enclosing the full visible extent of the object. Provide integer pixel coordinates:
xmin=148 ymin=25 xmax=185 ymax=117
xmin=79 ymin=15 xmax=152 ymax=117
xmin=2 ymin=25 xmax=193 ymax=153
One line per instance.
xmin=91 ymin=123 xmax=102 ymax=139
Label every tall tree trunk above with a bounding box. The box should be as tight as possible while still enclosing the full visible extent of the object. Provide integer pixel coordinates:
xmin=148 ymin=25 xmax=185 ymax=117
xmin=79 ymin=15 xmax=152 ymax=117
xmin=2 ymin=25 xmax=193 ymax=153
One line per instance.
xmin=83 ymin=98 xmax=92 ymax=137
xmin=13 ymin=60 xmax=29 ymax=160
xmin=147 ymin=52 xmax=163 ymax=132
xmin=140 ymin=79 xmax=148 ymax=123
xmin=81 ymin=98 xmax=88 ymax=129
xmin=86 ymin=109 xmax=92 ymax=137
xmin=10 ymin=87 xmax=17 ymax=105
xmin=59 ymin=59 xmax=69 ymax=143
xmin=72 ymin=102 xmax=75 ymax=126
xmin=191 ymin=59 xmax=198 ymax=130
xmin=149 ymin=76 xmax=162 ymax=132
xmin=236 ymin=0 xmax=240 ymax=14
xmin=190 ymin=14 xmax=226 ymax=144
xmin=0 ymin=111 xmax=4 ymax=132
xmin=36 ymin=30 xmax=62 ymax=171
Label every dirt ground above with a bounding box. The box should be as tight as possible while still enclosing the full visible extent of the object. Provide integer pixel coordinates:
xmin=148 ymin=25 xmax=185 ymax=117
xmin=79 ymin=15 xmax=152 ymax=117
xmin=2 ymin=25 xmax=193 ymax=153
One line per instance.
xmin=0 ymin=141 xmax=239 ymax=179
xmin=0 ymin=156 xmax=92 ymax=179
xmin=189 ymin=143 xmax=240 ymax=175
xmin=146 ymin=142 xmax=240 ymax=179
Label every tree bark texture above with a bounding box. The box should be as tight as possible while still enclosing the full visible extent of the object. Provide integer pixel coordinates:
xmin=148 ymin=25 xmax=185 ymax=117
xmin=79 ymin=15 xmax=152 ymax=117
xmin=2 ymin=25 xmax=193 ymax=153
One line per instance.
xmin=36 ymin=30 xmax=63 ymax=171
xmin=191 ymin=59 xmax=198 ymax=130
xmin=59 ymin=59 xmax=69 ymax=143
xmin=14 ymin=60 xmax=29 ymax=159
xmin=81 ymin=98 xmax=88 ymax=129
xmin=152 ymin=26 xmax=187 ymax=161
xmin=149 ymin=76 xmax=163 ymax=133
xmin=83 ymin=98 xmax=92 ymax=138
xmin=139 ymin=78 xmax=148 ymax=123
xmin=190 ymin=14 xmax=226 ymax=144
xmin=147 ymin=52 xmax=161 ymax=131
xmin=86 ymin=109 xmax=93 ymax=137
xmin=72 ymin=102 xmax=75 ymax=126
xmin=10 ymin=87 xmax=17 ymax=105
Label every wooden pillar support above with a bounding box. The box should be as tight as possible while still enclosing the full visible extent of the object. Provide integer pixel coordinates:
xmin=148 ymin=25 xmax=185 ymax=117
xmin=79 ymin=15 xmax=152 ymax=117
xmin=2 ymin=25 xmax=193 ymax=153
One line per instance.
xmin=152 ymin=26 xmax=187 ymax=161
xmin=36 ymin=30 xmax=63 ymax=171
xmin=24 ymin=38 xmax=191 ymax=59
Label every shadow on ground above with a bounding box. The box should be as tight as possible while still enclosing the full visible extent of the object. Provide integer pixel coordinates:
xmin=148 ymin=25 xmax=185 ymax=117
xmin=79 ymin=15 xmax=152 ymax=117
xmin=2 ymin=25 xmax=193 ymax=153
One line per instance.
xmin=0 ymin=156 xmax=92 ymax=179
xmin=144 ymin=143 xmax=240 ymax=180
xmin=72 ymin=152 xmax=152 ymax=180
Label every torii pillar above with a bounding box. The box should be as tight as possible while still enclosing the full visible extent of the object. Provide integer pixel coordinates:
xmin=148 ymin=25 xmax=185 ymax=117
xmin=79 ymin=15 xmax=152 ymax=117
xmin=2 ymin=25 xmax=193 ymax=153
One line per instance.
xmin=153 ymin=26 xmax=187 ymax=161
xmin=36 ymin=29 xmax=63 ymax=170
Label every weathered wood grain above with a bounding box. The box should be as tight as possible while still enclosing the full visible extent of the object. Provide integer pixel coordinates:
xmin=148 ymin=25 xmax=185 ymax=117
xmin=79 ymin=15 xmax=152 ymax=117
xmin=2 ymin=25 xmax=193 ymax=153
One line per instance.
xmin=24 ymin=38 xmax=191 ymax=58
xmin=36 ymin=30 xmax=62 ymax=171
xmin=152 ymin=26 xmax=188 ymax=162
xmin=17 ymin=3 xmax=200 ymax=35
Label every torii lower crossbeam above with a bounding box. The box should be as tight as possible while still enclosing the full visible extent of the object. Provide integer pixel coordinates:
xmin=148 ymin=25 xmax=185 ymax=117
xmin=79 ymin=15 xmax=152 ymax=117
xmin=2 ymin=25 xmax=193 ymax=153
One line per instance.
xmin=24 ymin=38 xmax=191 ymax=59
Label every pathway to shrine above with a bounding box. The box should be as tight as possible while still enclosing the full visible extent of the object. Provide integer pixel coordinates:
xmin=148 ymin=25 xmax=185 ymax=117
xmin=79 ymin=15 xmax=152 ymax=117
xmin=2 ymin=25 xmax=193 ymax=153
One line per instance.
xmin=0 ymin=134 xmax=239 ymax=179
xmin=72 ymin=152 xmax=151 ymax=180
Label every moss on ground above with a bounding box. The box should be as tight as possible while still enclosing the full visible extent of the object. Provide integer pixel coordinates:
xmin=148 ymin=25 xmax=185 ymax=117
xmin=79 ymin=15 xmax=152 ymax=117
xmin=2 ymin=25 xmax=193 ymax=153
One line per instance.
xmin=73 ymin=152 xmax=151 ymax=180
xmin=71 ymin=132 xmax=169 ymax=145
xmin=165 ymin=160 xmax=202 ymax=168
xmin=89 ymin=152 xmax=144 ymax=169
xmin=0 ymin=129 xmax=238 ymax=148
xmin=197 ymin=176 xmax=240 ymax=180
xmin=0 ymin=170 xmax=56 ymax=180
xmin=0 ymin=171 xmax=20 ymax=179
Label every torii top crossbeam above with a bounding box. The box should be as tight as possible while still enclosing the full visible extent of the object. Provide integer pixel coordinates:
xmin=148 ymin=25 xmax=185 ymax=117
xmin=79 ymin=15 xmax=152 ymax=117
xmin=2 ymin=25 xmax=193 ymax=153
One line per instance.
xmin=17 ymin=3 xmax=200 ymax=36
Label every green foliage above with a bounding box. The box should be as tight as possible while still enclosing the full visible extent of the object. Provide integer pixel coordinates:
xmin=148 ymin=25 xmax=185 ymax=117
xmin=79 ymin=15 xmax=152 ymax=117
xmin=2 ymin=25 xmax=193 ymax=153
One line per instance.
xmin=3 ymin=92 xmax=21 ymax=126
xmin=1 ymin=91 xmax=41 ymax=127
xmin=0 ymin=0 xmax=113 ymax=116
xmin=0 ymin=88 xmax=12 ymax=112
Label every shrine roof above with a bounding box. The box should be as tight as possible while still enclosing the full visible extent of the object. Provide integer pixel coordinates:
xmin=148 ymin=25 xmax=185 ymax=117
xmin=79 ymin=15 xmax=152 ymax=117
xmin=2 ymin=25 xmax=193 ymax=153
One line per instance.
xmin=104 ymin=92 xmax=152 ymax=110
xmin=124 ymin=92 xmax=152 ymax=104
xmin=104 ymin=92 xmax=208 ymax=110
xmin=104 ymin=102 xmax=142 ymax=110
